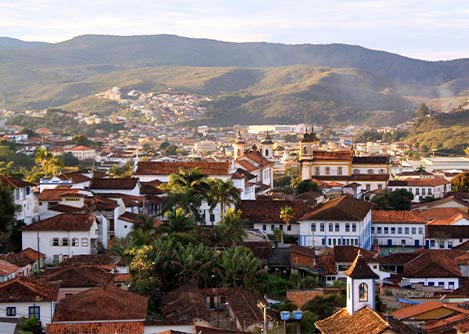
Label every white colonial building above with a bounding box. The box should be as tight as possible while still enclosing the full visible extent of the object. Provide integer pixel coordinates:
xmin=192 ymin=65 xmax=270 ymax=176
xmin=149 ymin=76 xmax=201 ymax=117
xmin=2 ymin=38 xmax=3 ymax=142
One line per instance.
xmin=387 ymin=178 xmax=451 ymax=203
xmin=0 ymin=175 xmax=39 ymax=224
xmin=298 ymin=195 xmax=373 ymax=250
xmin=22 ymin=213 xmax=102 ymax=264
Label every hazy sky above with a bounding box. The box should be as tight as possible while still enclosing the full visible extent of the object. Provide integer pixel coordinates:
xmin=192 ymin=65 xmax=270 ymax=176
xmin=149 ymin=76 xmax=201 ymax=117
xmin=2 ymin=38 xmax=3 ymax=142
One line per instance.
xmin=2 ymin=0 xmax=469 ymax=60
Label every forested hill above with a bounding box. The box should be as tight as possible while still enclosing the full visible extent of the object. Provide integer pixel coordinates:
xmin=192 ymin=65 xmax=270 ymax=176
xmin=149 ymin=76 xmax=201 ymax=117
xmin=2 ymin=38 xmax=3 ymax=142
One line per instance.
xmin=1 ymin=34 xmax=469 ymax=86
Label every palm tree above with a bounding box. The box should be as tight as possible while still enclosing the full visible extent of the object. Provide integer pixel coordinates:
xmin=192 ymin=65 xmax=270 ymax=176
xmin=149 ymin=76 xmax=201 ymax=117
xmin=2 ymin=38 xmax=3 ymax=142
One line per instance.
xmin=279 ymin=205 xmax=295 ymax=244
xmin=219 ymin=246 xmax=261 ymax=288
xmin=218 ymin=208 xmax=246 ymax=246
xmin=207 ymin=179 xmax=241 ymax=218
xmin=173 ymin=242 xmax=213 ymax=287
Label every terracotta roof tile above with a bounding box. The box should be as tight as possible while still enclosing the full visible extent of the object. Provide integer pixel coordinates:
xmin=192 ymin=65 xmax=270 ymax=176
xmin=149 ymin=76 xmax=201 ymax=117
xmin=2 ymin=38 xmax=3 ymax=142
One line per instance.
xmin=419 ymin=207 xmax=468 ymax=221
xmin=239 ymin=199 xmax=309 ymax=224
xmin=0 ymin=175 xmax=33 ymax=188
xmin=312 ymin=150 xmax=352 ymax=161
xmin=402 ymin=250 xmax=464 ymax=278
xmin=194 ymin=325 xmax=250 ymax=334
xmin=0 ymin=277 xmax=58 ymax=302
xmin=38 ymin=189 xmax=83 ymax=201
xmin=426 ymin=224 xmax=469 ymax=239
xmin=392 ymin=300 xmax=469 ymax=320
xmin=46 ymin=321 xmax=144 ymax=334
xmin=58 ymin=254 xmax=120 ymax=270
xmin=136 ymin=161 xmax=231 ymax=176
xmin=67 ymin=145 xmax=95 ymax=151
xmin=22 ymin=213 xmax=95 ymax=232
xmin=388 ymin=177 xmax=450 ymax=187
xmin=333 ymin=246 xmax=377 ymax=263
xmin=238 ymin=151 xmax=273 ymax=168
xmin=90 ymin=177 xmax=139 ymax=190
xmin=58 ymin=172 xmax=90 ymax=184
xmin=315 ymin=307 xmax=391 ymax=334
xmin=300 ymin=196 xmax=371 ymax=221
xmin=225 ymin=288 xmax=270 ymax=326
xmin=52 ymin=285 xmax=148 ymax=322
xmin=312 ymin=174 xmax=390 ymax=181
xmin=37 ymin=265 xmax=114 ymax=288
xmin=422 ymin=313 xmax=469 ymax=334
xmin=372 ymin=210 xmax=426 ymax=224
xmin=0 ymin=248 xmax=44 ymax=267
xmin=344 ymin=253 xmax=379 ymax=279
xmin=162 ymin=286 xmax=210 ymax=322
xmin=316 ymin=253 xmax=337 ymax=275
xmin=352 ymin=156 xmax=390 ymax=164
xmin=0 ymin=262 xmax=19 ymax=275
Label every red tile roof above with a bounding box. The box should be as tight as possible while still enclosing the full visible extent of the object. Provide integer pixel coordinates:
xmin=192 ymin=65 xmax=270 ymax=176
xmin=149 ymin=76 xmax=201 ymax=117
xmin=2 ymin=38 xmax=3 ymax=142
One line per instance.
xmin=0 ymin=175 xmax=32 ymax=188
xmin=238 ymin=151 xmax=273 ymax=168
xmin=37 ymin=265 xmax=114 ymax=288
xmin=162 ymin=286 xmax=210 ymax=322
xmin=422 ymin=313 xmax=469 ymax=334
xmin=333 ymin=246 xmax=377 ymax=263
xmin=389 ymin=177 xmax=450 ymax=187
xmin=38 ymin=189 xmax=83 ymax=201
xmin=52 ymin=285 xmax=148 ymax=322
xmin=90 ymin=177 xmax=139 ymax=190
xmin=0 ymin=248 xmax=44 ymax=267
xmin=46 ymin=321 xmax=144 ymax=334
xmin=67 ymin=145 xmax=95 ymax=151
xmin=372 ymin=210 xmax=426 ymax=224
xmin=0 ymin=262 xmax=19 ymax=275
xmin=312 ymin=150 xmax=352 ymax=161
xmin=0 ymin=277 xmax=58 ymax=302
xmin=392 ymin=300 xmax=469 ymax=320
xmin=402 ymin=250 xmax=464 ymax=278
xmin=426 ymin=224 xmax=469 ymax=238
xmin=136 ymin=161 xmax=231 ymax=176
xmin=315 ymin=307 xmax=391 ymax=334
xmin=58 ymin=172 xmax=90 ymax=184
xmin=238 ymin=199 xmax=309 ymax=224
xmin=299 ymin=195 xmax=371 ymax=221
xmin=344 ymin=252 xmax=379 ymax=279
xmin=22 ymin=213 xmax=96 ymax=232
xmin=312 ymin=174 xmax=390 ymax=182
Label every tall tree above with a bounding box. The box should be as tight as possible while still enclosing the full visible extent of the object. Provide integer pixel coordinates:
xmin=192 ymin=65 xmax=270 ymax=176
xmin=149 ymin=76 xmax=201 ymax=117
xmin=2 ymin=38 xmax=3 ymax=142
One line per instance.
xmin=0 ymin=183 xmax=16 ymax=247
xmin=279 ymin=205 xmax=295 ymax=244
xmin=207 ymin=178 xmax=240 ymax=217
xmin=219 ymin=246 xmax=261 ymax=288
xmin=371 ymin=189 xmax=414 ymax=210
xmin=452 ymin=172 xmax=469 ymax=192
xmin=217 ymin=208 xmax=246 ymax=246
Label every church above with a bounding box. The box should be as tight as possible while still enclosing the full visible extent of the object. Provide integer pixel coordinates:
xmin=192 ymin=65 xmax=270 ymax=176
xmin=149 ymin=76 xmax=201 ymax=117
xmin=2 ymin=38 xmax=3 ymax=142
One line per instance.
xmin=298 ymin=128 xmax=391 ymax=192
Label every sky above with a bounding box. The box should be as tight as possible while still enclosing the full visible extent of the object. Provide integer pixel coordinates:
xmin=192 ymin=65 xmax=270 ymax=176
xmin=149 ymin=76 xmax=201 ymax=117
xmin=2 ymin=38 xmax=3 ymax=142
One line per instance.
xmin=1 ymin=0 xmax=469 ymax=60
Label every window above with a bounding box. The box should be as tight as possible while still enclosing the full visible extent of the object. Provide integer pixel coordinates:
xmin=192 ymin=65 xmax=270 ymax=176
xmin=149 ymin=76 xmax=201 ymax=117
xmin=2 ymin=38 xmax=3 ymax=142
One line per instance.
xmin=271 ymin=225 xmax=275 ymax=231
xmin=422 ymin=188 xmax=426 ymax=196
xmin=371 ymin=227 xmax=375 ymax=234
xmin=124 ymin=224 xmax=128 ymax=229
xmin=411 ymin=227 xmax=416 ymax=234
xmin=328 ymin=239 xmax=331 ymax=246
xmin=338 ymin=239 xmax=341 ymax=245
xmin=29 ymin=306 xmax=40 ymax=320
xmin=405 ymin=227 xmax=409 ymax=234
xmin=378 ymin=184 xmax=383 ymax=191
xmin=353 ymin=169 xmax=360 ymax=174
xmin=287 ymin=225 xmax=291 ymax=231
xmin=322 ymin=238 xmax=325 ymax=246
xmin=366 ymin=184 xmax=371 ymax=191
xmin=418 ymin=227 xmax=423 ymax=235
xmin=311 ymin=223 xmax=316 ymax=232
xmin=52 ymin=238 xmax=59 ymax=246
xmin=401 ymin=239 xmax=406 ymax=246
xmin=391 ymin=227 xmax=396 ymax=234
xmin=384 ymin=227 xmax=389 ymax=234
xmin=262 ymin=225 xmax=266 ymax=231
xmin=379 ymin=169 xmax=385 ymax=174
xmin=320 ymin=223 xmax=325 ymax=232
xmin=337 ymin=167 xmax=343 ymax=175
xmin=359 ymin=283 xmax=368 ymax=302
xmin=26 ymin=187 xmax=31 ymax=195
xmin=355 ymin=239 xmax=358 ymax=245
xmin=430 ymin=240 xmax=436 ymax=247
xmin=279 ymin=225 xmax=283 ymax=231
xmin=428 ymin=188 xmax=432 ymax=195
xmin=439 ymin=241 xmax=445 ymax=249
xmin=352 ymin=223 xmax=357 ymax=232
xmin=377 ymin=227 xmax=382 ymax=234
xmin=367 ymin=169 xmax=374 ymax=174
xmin=448 ymin=240 xmax=453 ymax=248
xmin=81 ymin=238 xmax=89 ymax=247
xmin=325 ymin=167 xmax=330 ymax=175
xmin=335 ymin=223 xmax=340 ymax=232
xmin=62 ymin=238 xmax=69 ymax=246
xmin=329 ymin=223 xmax=333 ymax=232
xmin=53 ymin=255 xmax=59 ymax=263
xmin=210 ymin=213 xmax=215 ymax=222
xmin=415 ymin=188 xmax=420 ymax=195
xmin=315 ymin=167 xmax=320 ymax=175
xmin=333 ymin=238 xmax=337 ymax=246
xmin=346 ymin=223 xmax=350 ymax=232
xmin=6 ymin=307 xmax=16 ymax=316
xmin=398 ymin=227 xmax=402 ymax=234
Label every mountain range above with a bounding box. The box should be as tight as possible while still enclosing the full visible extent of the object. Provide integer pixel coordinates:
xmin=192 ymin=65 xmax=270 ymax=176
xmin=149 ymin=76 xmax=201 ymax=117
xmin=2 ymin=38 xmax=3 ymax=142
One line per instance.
xmin=1 ymin=34 xmax=468 ymax=125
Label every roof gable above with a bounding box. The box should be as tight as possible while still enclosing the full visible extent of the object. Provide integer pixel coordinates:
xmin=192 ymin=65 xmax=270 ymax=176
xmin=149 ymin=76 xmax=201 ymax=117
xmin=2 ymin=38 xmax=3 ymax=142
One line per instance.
xmin=300 ymin=195 xmax=371 ymax=221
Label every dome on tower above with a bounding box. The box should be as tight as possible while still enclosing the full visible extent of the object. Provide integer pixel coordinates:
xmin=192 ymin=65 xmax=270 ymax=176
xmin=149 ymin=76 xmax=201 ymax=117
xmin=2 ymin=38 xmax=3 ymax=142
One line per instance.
xmin=235 ymin=130 xmax=245 ymax=144
xmin=301 ymin=126 xmax=319 ymax=143
xmin=261 ymin=131 xmax=273 ymax=145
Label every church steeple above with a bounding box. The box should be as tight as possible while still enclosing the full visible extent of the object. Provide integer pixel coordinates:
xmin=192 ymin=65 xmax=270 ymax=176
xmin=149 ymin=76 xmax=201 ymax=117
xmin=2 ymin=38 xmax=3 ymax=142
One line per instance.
xmin=260 ymin=130 xmax=274 ymax=159
xmin=345 ymin=251 xmax=379 ymax=315
xmin=299 ymin=125 xmax=319 ymax=161
xmin=233 ymin=129 xmax=245 ymax=159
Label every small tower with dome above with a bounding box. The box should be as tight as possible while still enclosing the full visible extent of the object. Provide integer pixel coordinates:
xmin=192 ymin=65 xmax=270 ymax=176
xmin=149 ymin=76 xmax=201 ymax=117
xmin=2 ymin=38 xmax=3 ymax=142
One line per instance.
xmin=233 ymin=130 xmax=245 ymax=159
xmin=344 ymin=251 xmax=379 ymax=315
xmin=260 ymin=131 xmax=274 ymax=160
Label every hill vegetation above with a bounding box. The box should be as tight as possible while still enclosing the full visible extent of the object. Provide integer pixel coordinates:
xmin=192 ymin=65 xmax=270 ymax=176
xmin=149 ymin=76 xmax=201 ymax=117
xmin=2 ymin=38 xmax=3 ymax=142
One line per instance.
xmin=1 ymin=34 xmax=469 ymax=125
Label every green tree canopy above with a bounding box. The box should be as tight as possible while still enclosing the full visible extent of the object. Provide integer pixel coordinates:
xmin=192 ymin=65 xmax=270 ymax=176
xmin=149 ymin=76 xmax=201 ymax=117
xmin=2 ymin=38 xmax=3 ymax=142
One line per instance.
xmin=371 ymin=189 xmax=414 ymax=210
xmin=292 ymin=178 xmax=321 ymax=194
xmin=0 ymin=183 xmax=16 ymax=247
xmin=452 ymin=172 xmax=469 ymax=192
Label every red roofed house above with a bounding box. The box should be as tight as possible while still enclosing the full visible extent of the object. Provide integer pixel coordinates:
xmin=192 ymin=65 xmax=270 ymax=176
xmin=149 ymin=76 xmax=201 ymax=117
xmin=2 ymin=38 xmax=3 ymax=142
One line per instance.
xmin=388 ymin=178 xmax=451 ymax=203
xmin=63 ymin=145 xmax=96 ymax=161
xmin=22 ymin=213 xmax=101 ymax=264
xmin=46 ymin=285 xmax=148 ymax=334
xmin=298 ymin=195 xmax=373 ymax=250
xmin=371 ymin=210 xmax=426 ymax=247
xmin=0 ymin=277 xmax=59 ymax=325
